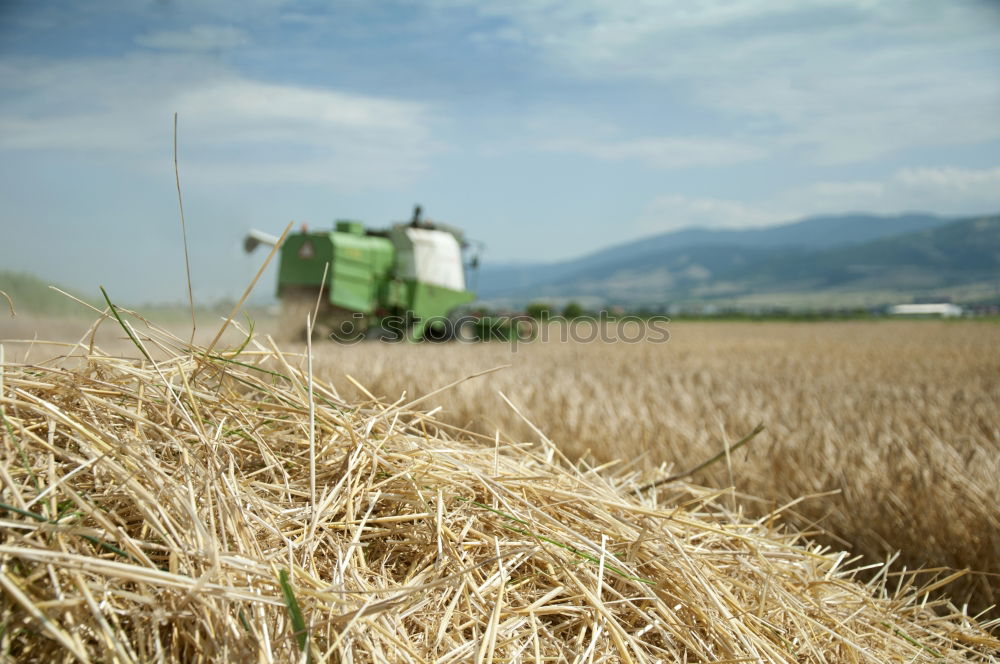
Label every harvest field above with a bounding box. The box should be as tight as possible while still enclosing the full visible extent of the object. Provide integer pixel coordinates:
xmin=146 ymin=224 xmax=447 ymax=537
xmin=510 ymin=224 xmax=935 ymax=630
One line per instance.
xmin=0 ymin=312 xmax=998 ymax=661
xmin=300 ymin=320 xmax=1000 ymax=617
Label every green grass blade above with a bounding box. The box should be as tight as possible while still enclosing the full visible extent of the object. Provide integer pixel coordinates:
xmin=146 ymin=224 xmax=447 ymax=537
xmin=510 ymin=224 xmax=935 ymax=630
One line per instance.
xmin=1 ymin=410 xmax=40 ymax=492
xmin=0 ymin=501 xmax=139 ymax=563
xmin=0 ymin=500 xmax=46 ymax=522
xmin=202 ymin=353 xmax=288 ymax=380
xmin=278 ymin=569 xmax=308 ymax=654
xmin=100 ymin=287 xmax=153 ymax=364
xmin=881 ymin=622 xmax=943 ymax=658
xmin=225 ymin=313 xmax=255 ymax=358
xmin=238 ymin=608 xmax=253 ymax=634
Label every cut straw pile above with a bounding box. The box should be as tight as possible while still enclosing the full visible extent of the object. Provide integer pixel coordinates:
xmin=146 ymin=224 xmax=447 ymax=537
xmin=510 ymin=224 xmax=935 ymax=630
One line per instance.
xmin=1 ymin=312 xmax=998 ymax=663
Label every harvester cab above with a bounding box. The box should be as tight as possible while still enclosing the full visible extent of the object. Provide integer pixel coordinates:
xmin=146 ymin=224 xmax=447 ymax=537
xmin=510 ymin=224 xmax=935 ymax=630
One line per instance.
xmin=245 ymin=206 xmax=478 ymax=341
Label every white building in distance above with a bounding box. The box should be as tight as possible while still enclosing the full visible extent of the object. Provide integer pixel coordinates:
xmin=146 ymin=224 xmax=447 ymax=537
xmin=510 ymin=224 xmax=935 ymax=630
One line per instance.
xmin=888 ymin=303 xmax=964 ymax=317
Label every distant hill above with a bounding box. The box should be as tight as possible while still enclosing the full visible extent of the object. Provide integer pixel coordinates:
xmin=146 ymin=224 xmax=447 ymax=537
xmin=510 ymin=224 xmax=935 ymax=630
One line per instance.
xmin=477 ymin=212 xmax=950 ymax=299
xmin=734 ymin=216 xmax=1000 ymax=293
xmin=476 ymin=213 xmax=1000 ymax=306
xmin=0 ymin=271 xmax=272 ymax=325
xmin=0 ymin=270 xmax=89 ymax=317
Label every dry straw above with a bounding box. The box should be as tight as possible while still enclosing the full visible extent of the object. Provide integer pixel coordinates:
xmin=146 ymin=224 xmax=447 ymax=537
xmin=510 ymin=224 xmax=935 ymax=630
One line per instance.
xmin=309 ymin=321 xmax=1000 ymax=618
xmin=0 ymin=308 xmax=997 ymax=662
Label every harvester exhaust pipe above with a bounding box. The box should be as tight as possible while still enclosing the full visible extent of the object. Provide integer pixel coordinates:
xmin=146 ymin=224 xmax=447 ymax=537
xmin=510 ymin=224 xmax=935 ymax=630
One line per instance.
xmin=244 ymin=229 xmax=280 ymax=254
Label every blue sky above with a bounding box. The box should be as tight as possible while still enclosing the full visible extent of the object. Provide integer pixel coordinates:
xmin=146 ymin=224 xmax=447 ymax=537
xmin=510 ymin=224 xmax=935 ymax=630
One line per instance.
xmin=1 ymin=0 xmax=999 ymax=303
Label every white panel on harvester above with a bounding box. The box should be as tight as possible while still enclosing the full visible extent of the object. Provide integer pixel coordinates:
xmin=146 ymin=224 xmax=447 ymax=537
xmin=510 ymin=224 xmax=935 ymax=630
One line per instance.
xmin=392 ymin=227 xmax=466 ymax=291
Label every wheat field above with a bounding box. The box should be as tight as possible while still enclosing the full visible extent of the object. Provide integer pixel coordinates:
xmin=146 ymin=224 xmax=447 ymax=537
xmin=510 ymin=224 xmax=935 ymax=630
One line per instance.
xmin=1 ymin=312 xmax=998 ymax=661
xmin=295 ymin=320 xmax=1000 ymax=617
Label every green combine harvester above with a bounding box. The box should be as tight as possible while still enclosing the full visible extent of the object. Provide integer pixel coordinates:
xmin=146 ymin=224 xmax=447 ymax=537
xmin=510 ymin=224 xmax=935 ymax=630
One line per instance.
xmin=245 ymin=206 xmax=478 ymax=341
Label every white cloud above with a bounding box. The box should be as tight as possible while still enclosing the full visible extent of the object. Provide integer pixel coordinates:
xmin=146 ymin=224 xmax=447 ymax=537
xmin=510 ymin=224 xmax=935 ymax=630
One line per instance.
xmin=135 ymin=25 xmax=251 ymax=51
xmin=786 ymin=166 xmax=1000 ymax=214
xmin=175 ymin=80 xmax=425 ymax=134
xmin=638 ymin=195 xmax=779 ymax=232
xmin=0 ymin=55 xmax=437 ymax=190
xmin=894 ymin=166 xmax=1000 ymax=193
xmin=454 ymin=1 xmax=1000 ymax=163
xmin=542 ymin=135 xmax=764 ymax=168
xmin=639 ymin=165 xmax=1000 ymax=232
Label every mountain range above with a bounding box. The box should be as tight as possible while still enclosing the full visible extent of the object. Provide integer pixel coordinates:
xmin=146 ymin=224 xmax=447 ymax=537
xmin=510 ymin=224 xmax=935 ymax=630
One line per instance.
xmin=475 ymin=213 xmax=1000 ymax=308
xmin=5 ymin=212 xmax=998 ymax=315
